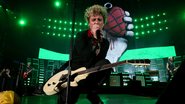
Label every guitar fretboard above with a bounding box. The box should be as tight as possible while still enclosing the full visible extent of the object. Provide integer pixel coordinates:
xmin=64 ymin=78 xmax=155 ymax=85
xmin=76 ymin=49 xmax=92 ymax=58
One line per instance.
xmin=77 ymin=59 xmax=150 ymax=75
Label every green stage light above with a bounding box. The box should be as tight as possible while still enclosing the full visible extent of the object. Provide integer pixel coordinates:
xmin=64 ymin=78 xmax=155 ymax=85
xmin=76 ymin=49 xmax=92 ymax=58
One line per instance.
xmin=38 ymin=46 xmax=176 ymax=61
xmin=54 ymin=1 xmax=62 ymax=8
xmin=119 ymin=46 xmax=176 ymax=60
xmin=145 ymin=17 xmax=149 ymax=20
xmin=18 ymin=18 xmax=27 ymax=26
xmin=182 ymin=10 xmax=185 ymax=20
xmin=38 ymin=48 xmax=69 ymax=61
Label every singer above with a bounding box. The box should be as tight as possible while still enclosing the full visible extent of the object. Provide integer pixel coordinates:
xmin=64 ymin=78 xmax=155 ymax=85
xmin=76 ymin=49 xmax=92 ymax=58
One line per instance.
xmin=57 ymin=4 xmax=112 ymax=104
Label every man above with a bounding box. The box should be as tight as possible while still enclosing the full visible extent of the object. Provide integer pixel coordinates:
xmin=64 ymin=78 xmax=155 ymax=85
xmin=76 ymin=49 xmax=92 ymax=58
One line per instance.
xmin=156 ymin=59 xmax=184 ymax=104
xmin=166 ymin=57 xmax=179 ymax=82
xmin=0 ymin=68 xmax=11 ymax=91
xmin=57 ymin=4 xmax=112 ymax=104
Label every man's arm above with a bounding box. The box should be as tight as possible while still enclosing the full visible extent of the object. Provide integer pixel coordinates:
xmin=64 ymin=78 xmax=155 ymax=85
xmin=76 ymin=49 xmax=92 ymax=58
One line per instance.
xmin=6 ymin=69 xmax=11 ymax=78
xmin=0 ymin=69 xmax=5 ymax=76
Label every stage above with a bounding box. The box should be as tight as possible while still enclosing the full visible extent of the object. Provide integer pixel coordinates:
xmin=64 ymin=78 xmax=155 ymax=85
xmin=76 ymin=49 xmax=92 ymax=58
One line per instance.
xmin=21 ymin=93 xmax=157 ymax=104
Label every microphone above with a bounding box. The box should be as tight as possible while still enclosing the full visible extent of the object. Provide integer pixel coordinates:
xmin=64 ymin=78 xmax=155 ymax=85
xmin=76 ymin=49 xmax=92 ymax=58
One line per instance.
xmin=96 ymin=30 xmax=102 ymax=41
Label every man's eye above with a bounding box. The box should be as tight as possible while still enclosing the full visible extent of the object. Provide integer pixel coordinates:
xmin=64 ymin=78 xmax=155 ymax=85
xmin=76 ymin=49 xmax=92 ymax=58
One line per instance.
xmin=91 ymin=18 xmax=103 ymax=22
xmin=92 ymin=19 xmax=96 ymax=21
xmin=98 ymin=18 xmax=102 ymax=21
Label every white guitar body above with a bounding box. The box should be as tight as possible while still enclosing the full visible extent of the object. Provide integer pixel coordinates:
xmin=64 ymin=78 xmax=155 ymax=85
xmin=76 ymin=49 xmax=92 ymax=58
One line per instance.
xmin=43 ymin=67 xmax=89 ymax=95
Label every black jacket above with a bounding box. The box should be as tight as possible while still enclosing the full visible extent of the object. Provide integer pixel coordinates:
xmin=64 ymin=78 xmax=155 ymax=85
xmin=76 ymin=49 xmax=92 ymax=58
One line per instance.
xmin=62 ymin=30 xmax=110 ymax=71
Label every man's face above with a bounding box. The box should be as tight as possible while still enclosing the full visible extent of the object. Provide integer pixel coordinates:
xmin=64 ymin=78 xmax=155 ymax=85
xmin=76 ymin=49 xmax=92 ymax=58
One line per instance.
xmin=88 ymin=15 xmax=104 ymax=38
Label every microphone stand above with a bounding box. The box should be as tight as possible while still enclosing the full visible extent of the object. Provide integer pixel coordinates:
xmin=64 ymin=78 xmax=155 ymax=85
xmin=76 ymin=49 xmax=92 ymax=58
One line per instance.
xmin=65 ymin=0 xmax=76 ymax=103
xmin=16 ymin=63 xmax=23 ymax=88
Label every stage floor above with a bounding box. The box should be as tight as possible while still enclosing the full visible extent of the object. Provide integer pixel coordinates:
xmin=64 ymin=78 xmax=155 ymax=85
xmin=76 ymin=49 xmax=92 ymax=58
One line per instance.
xmin=21 ymin=94 xmax=158 ymax=104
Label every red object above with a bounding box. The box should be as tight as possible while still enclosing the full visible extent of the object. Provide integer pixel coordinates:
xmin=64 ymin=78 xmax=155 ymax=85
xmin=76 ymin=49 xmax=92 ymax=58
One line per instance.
xmin=23 ymin=72 xmax=28 ymax=79
xmin=23 ymin=68 xmax=33 ymax=79
xmin=104 ymin=7 xmax=127 ymax=37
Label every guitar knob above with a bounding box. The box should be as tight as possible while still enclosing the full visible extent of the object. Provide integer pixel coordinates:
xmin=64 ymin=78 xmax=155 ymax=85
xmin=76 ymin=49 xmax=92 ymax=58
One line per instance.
xmin=47 ymin=83 xmax=51 ymax=86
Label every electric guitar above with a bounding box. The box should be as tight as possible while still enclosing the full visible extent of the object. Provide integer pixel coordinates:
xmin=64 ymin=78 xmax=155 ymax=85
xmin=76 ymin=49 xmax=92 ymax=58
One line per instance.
xmin=23 ymin=67 xmax=34 ymax=79
xmin=43 ymin=59 xmax=150 ymax=95
xmin=168 ymin=66 xmax=180 ymax=76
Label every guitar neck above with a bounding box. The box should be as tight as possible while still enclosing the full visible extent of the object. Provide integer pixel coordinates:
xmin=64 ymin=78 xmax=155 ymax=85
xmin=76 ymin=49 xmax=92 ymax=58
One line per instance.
xmin=78 ymin=60 xmax=127 ymax=75
xmin=25 ymin=67 xmax=34 ymax=74
xmin=77 ymin=59 xmax=151 ymax=75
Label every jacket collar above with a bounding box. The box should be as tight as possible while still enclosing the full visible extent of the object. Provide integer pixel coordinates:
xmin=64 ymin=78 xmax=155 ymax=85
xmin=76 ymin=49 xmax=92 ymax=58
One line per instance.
xmin=88 ymin=29 xmax=93 ymax=38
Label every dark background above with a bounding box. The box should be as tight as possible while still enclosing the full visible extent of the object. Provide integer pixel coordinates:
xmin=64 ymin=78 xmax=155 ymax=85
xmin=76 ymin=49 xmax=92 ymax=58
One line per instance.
xmin=0 ymin=0 xmax=185 ymax=62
